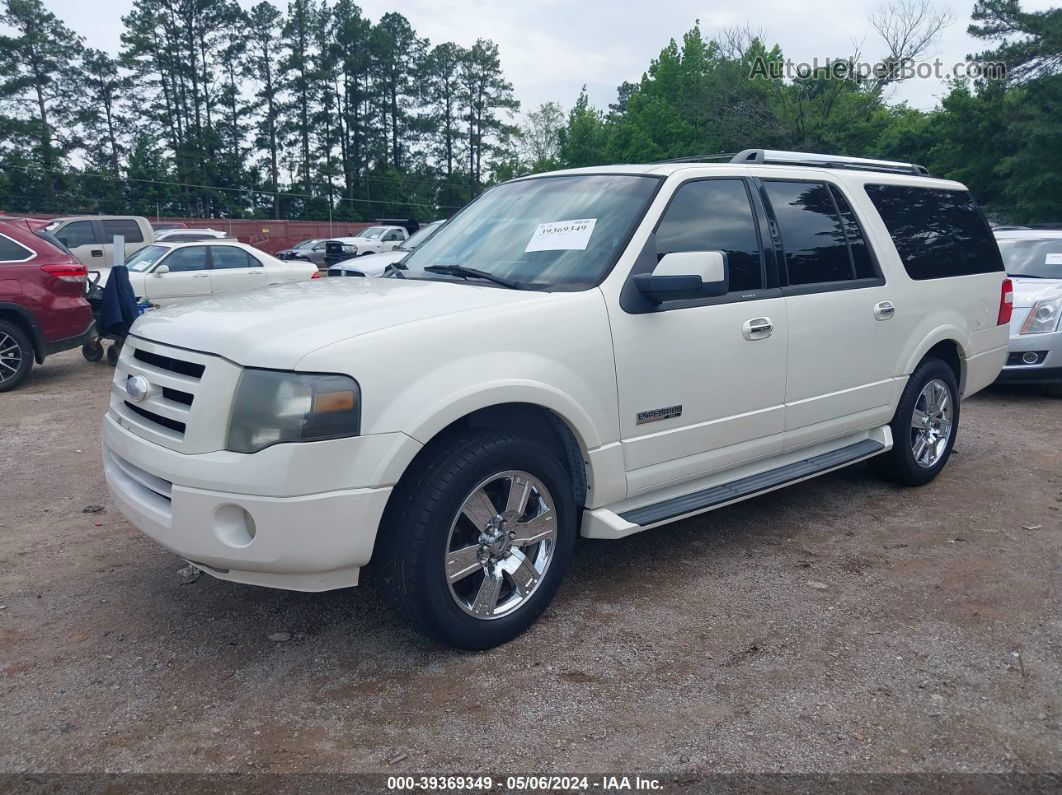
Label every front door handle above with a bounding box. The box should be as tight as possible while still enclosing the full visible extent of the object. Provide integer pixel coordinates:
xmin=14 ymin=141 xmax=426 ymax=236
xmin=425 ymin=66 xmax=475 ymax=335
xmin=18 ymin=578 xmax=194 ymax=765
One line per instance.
xmin=193 ymin=272 xmax=210 ymax=278
xmin=874 ymin=301 xmax=895 ymax=321
xmin=742 ymin=317 xmax=773 ymax=341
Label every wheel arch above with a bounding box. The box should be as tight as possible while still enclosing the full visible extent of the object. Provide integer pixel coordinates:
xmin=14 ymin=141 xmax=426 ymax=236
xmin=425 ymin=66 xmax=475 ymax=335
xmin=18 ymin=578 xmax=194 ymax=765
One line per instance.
xmin=903 ymin=329 xmax=968 ymax=395
xmin=0 ymin=303 xmax=45 ymax=363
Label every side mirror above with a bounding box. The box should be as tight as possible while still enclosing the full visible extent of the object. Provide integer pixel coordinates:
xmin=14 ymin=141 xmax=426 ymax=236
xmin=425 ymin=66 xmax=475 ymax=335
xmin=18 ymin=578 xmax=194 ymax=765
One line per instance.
xmin=634 ymin=251 xmax=729 ymax=304
xmin=153 ymin=264 xmax=169 ymax=277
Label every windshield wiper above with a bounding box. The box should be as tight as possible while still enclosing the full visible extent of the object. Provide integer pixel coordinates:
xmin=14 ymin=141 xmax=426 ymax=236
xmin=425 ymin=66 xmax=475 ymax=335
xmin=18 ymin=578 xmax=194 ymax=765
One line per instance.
xmin=423 ymin=264 xmax=522 ymax=289
xmin=384 ymin=261 xmax=406 ymax=277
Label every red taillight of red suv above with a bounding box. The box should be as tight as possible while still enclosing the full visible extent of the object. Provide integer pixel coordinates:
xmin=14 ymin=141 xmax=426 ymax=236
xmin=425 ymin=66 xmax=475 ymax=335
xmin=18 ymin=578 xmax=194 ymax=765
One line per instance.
xmin=40 ymin=263 xmax=88 ymax=284
xmin=997 ymin=278 xmax=1014 ymax=326
xmin=311 ymin=270 xmax=322 ymax=279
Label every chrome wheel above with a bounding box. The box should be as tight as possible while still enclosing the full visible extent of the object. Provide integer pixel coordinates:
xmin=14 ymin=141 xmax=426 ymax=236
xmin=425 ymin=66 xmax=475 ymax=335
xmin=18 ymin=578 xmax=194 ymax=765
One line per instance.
xmin=444 ymin=470 xmax=557 ymax=620
xmin=0 ymin=331 xmax=23 ymax=384
xmin=910 ymin=378 xmax=953 ymax=468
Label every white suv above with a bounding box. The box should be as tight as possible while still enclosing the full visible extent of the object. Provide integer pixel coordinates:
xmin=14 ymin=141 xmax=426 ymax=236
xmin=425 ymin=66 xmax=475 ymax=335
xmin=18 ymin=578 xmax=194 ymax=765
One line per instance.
xmin=102 ymin=150 xmax=1011 ymax=649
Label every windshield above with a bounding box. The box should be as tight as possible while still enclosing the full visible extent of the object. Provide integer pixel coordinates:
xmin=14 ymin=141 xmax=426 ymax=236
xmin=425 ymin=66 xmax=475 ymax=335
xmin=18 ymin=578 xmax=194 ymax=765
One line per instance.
xmin=126 ymin=245 xmax=169 ymax=272
xmin=359 ymin=226 xmax=386 ymax=239
xmin=293 ymin=239 xmax=318 ymax=250
xmin=997 ymin=238 xmax=1062 ymax=279
xmin=401 ymin=221 xmax=444 ymax=250
xmin=400 ymin=175 xmax=661 ymax=290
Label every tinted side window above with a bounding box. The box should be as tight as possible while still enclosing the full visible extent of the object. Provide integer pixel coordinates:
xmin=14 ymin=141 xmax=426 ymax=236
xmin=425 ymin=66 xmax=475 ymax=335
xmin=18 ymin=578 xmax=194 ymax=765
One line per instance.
xmin=764 ymin=181 xmax=853 ymax=285
xmin=864 ymin=185 xmax=1004 ymax=279
xmin=0 ymin=234 xmax=34 ymax=262
xmin=58 ymin=221 xmax=97 ymax=247
xmin=656 ymin=179 xmax=763 ymax=291
xmin=102 ymin=219 xmax=144 ymax=243
xmin=210 ymin=246 xmax=254 ymax=269
xmin=162 ymin=246 xmax=209 ymax=273
xmin=829 ymin=185 xmax=876 ymax=280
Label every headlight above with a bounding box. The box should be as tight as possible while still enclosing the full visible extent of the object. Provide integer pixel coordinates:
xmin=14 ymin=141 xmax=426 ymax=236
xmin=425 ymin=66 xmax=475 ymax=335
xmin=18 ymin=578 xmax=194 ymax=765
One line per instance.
xmin=1020 ymin=297 xmax=1062 ymax=334
xmin=227 ymin=369 xmax=361 ymax=453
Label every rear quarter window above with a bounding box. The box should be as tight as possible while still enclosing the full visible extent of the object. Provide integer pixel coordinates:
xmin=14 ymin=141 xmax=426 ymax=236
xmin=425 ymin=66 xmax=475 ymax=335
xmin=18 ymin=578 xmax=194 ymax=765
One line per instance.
xmin=864 ymin=184 xmax=1003 ymax=280
xmin=0 ymin=233 xmax=35 ymax=262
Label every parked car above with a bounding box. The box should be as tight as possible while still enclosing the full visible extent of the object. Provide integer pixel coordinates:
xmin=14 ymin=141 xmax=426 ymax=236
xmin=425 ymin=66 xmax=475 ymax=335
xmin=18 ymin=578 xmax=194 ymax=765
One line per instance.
xmin=103 ymin=149 xmax=1009 ymax=649
xmin=993 ymin=227 xmax=1062 ymax=395
xmin=45 ymin=215 xmax=154 ymax=270
xmin=151 ymin=222 xmax=188 ymax=232
xmin=123 ymin=241 xmax=318 ymax=305
xmin=154 ymin=228 xmax=232 ymax=243
xmin=0 ymin=217 xmax=92 ymax=391
xmin=276 ymin=239 xmax=323 ymax=261
xmin=309 ymin=225 xmax=410 ymax=268
xmin=329 ymin=220 xmax=445 ymax=277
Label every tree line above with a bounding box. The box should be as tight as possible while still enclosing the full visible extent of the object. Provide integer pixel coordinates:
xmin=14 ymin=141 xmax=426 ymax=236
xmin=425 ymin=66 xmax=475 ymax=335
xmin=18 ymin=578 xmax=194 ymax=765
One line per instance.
xmin=535 ymin=0 xmax=1060 ymax=223
xmin=0 ymin=0 xmax=1058 ymax=223
xmin=0 ymin=0 xmax=518 ymax=220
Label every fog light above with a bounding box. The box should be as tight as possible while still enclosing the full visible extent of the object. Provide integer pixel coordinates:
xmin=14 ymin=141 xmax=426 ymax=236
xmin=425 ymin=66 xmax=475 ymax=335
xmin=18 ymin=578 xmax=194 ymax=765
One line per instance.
xmin=214 ymin=504 xmax=257 ymax=548
xmin=1022 ymin=351 xmax=1039 ymax=365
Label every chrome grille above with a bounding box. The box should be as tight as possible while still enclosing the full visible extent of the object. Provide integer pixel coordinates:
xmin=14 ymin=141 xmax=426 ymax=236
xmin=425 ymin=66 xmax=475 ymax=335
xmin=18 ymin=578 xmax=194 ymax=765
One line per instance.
xmin=109 ymin=336 xmax=242 ymax=454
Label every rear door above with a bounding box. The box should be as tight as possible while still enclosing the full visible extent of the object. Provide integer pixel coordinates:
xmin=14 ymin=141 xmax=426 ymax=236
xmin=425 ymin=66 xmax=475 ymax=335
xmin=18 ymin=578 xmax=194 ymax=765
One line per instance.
xmin=101 ymin=219 xmax=148 ymax=264
xmin=608 ymin=177 xmax=789 ymax=496
xmin=758 ymin=177 xmax=911 ymax=450
xmin=209 ymin=245 xmax=266 ymax=293
xmin=144 ymin=246 xmax=211 ymax=301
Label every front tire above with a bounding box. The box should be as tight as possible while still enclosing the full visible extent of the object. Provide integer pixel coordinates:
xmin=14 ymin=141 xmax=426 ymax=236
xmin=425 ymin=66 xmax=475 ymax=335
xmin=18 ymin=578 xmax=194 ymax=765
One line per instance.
xmin=871 ymin=358 xmax=960 ymax=486
xmin=377 ymin=430 xmax=577 ymax=650
xmin=0 ymin=321 xmax=33 ymax=392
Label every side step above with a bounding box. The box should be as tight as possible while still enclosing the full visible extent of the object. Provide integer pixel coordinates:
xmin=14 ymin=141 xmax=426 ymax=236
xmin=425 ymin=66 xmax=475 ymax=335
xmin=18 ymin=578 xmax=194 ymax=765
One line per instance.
xmin=618 ymin=438 xmax=884 ymax=527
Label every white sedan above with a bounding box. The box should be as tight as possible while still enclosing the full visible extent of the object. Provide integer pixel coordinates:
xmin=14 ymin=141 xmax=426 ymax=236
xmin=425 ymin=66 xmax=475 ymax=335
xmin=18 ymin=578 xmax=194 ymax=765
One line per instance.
xmin=123 ymin=241 xmax=319 ymax=305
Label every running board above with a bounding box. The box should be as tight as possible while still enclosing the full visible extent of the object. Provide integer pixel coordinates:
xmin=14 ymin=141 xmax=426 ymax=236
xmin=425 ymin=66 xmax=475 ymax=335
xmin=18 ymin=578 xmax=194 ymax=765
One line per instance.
xmin=618 ymin=438 xmax=885 ymax=527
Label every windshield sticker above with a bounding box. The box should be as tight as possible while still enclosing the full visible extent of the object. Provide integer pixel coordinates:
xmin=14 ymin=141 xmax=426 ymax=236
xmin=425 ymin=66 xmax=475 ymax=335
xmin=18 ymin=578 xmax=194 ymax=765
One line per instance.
xmin=524 ymin=219 xmax=597 ymax=252
xmin=1045 ymin=253 xmax=1062 ymax=265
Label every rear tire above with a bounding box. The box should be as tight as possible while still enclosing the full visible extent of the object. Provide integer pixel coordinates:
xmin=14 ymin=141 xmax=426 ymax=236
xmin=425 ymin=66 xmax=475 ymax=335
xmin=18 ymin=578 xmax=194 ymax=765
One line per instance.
xmin=0 ymin=320 xmax=33 ymax=392
xmin=871 ymin=358 xmax=960 ymax=486
xmin=377 ymin=430 xmax=577 ymax=650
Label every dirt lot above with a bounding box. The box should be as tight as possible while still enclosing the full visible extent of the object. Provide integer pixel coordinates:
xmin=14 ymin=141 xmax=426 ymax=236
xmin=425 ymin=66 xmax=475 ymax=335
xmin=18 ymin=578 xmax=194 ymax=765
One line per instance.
xmin=0 ymin=350 xmax=1059 ymax=777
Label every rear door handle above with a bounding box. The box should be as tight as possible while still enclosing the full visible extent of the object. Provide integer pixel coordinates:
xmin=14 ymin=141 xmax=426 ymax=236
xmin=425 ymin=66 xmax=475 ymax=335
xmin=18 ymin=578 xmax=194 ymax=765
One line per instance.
xmin=742 ymin=317 xmax=773 ymax=341
xmin=90 ymin=249 xmax=103 ymax=257
xmin=874 ymin=301 xmax=895 ymax=321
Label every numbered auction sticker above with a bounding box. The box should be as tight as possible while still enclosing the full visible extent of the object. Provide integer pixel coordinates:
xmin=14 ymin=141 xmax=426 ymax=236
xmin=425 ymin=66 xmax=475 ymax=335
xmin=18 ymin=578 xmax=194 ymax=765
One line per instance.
xmin=1045 ymin=253 xmax=1062 ymax=265
xmin=525 ymin=218 xmax=597 ymax=252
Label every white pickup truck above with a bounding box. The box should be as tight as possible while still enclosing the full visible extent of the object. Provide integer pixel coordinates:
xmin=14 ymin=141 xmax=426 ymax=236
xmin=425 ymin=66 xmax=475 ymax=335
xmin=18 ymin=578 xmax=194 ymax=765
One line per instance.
xmin=103 ymin=150 xmax=1010 ymax=649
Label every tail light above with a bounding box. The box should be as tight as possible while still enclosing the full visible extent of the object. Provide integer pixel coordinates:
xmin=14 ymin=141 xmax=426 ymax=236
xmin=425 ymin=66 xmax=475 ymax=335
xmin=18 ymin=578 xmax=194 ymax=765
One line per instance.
xmin=41 ymin=263 xmax=88 ymax=284
xmin=997 ymin=278 xmax=1013 ymax=326
xmin=311 ymin=270 xmax=322 ymax=280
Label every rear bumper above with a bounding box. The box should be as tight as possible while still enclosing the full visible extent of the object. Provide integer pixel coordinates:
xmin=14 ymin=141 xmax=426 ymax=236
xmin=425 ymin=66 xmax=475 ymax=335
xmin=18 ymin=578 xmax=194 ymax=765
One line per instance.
xmin=44 ymin=319 xmax=95 ymax=358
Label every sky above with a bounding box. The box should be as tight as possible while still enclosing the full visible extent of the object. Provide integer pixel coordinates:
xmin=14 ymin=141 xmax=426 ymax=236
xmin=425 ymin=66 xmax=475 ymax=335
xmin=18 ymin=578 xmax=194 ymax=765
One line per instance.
xmin=35 ymin=0 xmax=1057 ymax=117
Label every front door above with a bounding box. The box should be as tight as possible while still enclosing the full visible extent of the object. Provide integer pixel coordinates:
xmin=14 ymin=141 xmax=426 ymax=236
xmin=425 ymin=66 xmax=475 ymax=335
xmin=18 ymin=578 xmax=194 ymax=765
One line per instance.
xmin=608 ymin=177 xmax=789 ymax=498
xmin=145 ymin=246 xmax=212 ymax=301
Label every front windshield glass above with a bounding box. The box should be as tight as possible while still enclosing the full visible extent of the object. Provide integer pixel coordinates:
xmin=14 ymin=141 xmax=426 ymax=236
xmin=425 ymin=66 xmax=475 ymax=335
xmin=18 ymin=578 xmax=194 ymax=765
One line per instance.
xmin=997 ymin=238 xmax=1062 ymax=279
xmin=126 ymin=245 xmax=169 ymax=272
xmin=292 ymin=239 xmax=316 ymax=249
xmin=400 ymin=174 xmax=661 ymax=290
xmin=401 ymin=221 xmax=444 ymax=250
xmin=359 ymin=226 xmax=386 ymax=239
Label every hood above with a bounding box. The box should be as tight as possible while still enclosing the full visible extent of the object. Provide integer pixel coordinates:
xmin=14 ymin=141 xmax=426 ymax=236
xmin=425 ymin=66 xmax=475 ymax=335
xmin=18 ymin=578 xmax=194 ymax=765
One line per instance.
xmin=334 ymin=249 xmax=404 ymax=275
xmin=130 ymin=277 xmax=549 ymax=369
xmin=1010 ymin=276 xmax=1062 ymax=308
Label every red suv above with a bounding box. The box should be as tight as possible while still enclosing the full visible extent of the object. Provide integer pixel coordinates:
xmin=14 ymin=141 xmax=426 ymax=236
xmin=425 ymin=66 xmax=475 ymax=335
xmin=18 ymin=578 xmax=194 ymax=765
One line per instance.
xmin=0 ymin=217 xmax=93 ymax=391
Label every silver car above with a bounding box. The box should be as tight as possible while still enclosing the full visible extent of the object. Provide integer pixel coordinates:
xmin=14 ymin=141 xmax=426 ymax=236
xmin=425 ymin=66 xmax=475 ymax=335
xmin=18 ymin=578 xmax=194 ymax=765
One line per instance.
xmin=994 ymin=228 xmax=1062 ymax=395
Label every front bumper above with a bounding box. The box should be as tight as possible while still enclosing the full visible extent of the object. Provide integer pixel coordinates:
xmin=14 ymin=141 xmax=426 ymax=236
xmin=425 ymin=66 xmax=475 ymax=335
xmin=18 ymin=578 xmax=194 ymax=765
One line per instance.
xmin=102 ymin=414 xmax=401 ymax=591
xmin=998 ymin=326 xmax=1062 ymax=385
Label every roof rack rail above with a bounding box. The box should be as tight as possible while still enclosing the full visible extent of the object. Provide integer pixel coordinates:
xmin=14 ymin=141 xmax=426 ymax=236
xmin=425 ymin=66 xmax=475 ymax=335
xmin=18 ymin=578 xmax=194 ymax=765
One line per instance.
xmin=650 ymin=153 xmax=736 ymax=164
xmin=731 ymin=149 xmax=930 ymax=177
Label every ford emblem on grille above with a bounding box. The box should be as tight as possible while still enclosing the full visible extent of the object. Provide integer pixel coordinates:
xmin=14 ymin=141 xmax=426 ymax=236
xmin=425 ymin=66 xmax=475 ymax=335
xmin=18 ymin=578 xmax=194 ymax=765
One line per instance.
xmin=126 ymin=375 xmax=151 ymax=402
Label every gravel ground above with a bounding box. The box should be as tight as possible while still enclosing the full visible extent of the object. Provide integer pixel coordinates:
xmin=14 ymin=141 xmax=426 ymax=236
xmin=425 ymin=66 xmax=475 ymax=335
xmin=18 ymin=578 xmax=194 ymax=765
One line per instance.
xmin=0 ymin=350 xmax=1059 ymax=776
